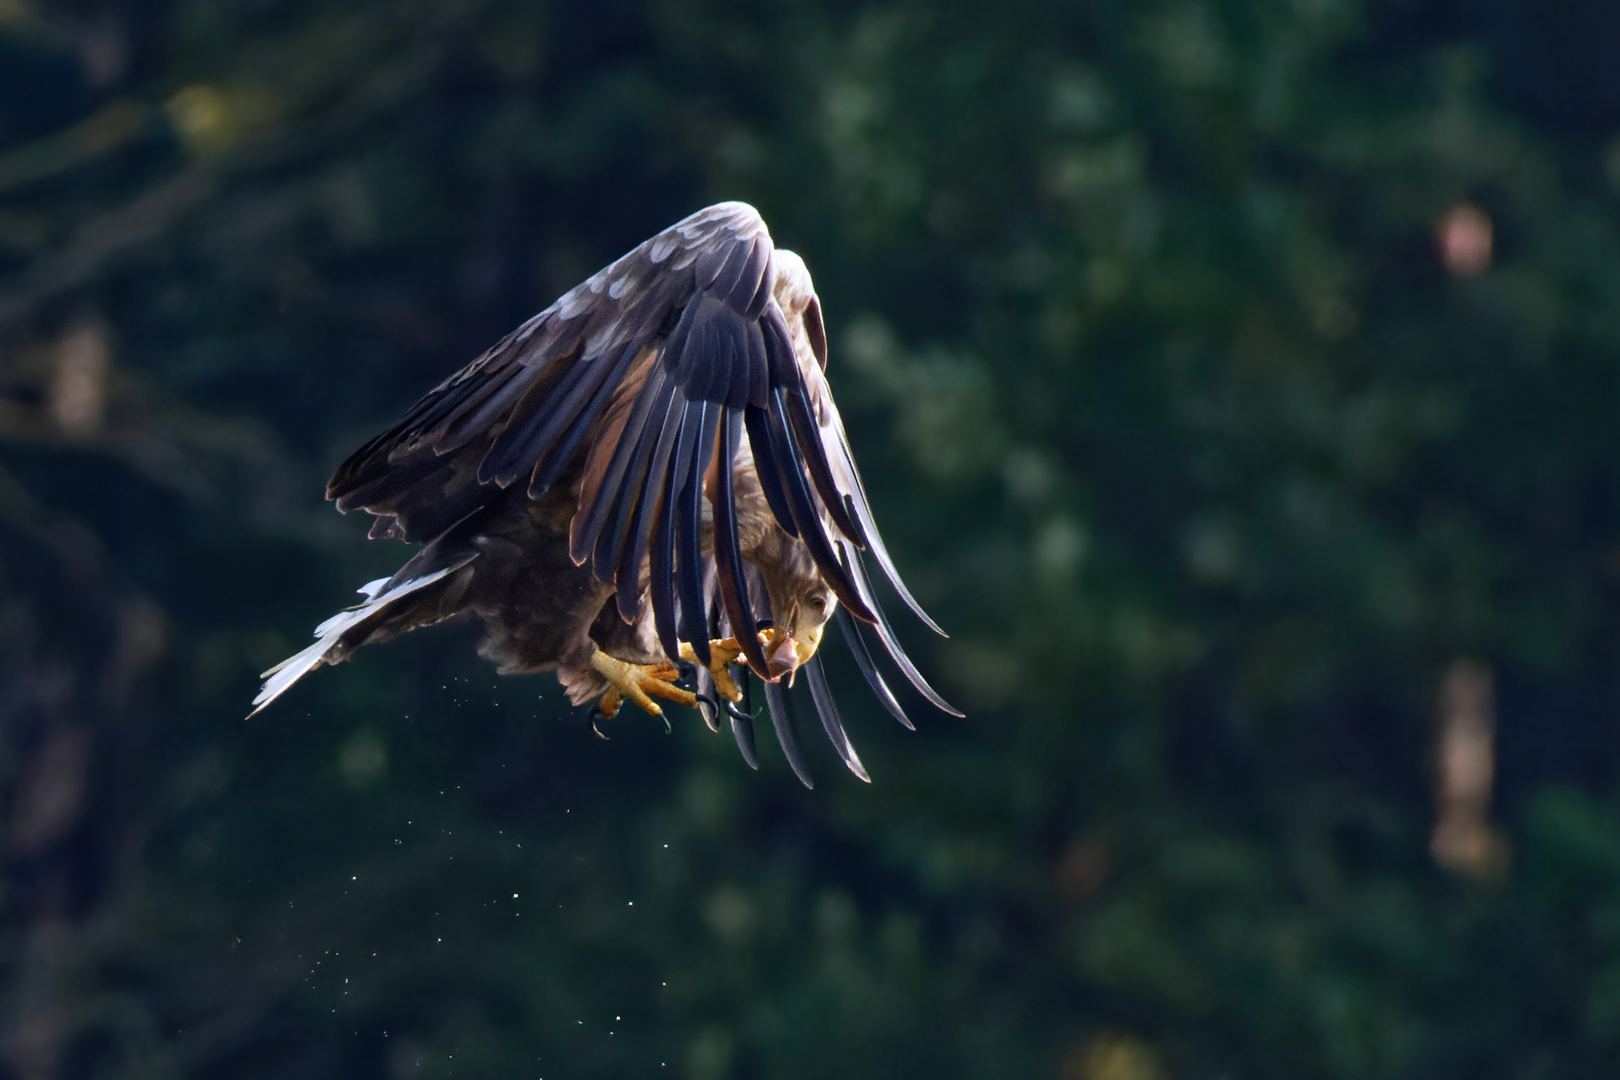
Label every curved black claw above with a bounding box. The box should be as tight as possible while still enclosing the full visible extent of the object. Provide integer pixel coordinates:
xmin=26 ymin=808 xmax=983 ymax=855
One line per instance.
xmin=724 ymin=698 xmax=758 ymax=722
xmin=587 ymin=704 xmax=612 ymax=740
xmin=695 ymin=693 xmax=721 ymax=729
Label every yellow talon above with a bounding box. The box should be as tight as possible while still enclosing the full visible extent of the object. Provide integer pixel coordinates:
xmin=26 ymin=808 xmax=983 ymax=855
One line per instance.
xmin=589 ymin=648 xmax=696 ymax=717
xmin=590 ymin=633 xmax=773 ymax=722
xmin=680 ymin=638 xmax=749 ymax=702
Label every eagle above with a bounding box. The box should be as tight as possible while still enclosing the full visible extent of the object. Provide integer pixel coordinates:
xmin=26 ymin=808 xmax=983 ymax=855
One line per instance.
xmin=251 ymin=202 xmax=958 ymax=786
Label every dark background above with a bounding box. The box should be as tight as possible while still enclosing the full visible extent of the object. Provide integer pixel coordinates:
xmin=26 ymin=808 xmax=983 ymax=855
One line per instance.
xmin=4 ymin=0 xmax=1620 ymax=1077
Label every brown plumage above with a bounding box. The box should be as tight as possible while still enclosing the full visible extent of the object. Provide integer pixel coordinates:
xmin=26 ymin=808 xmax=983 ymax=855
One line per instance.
xmin=251 ymin=202 xmax=958 ymax=785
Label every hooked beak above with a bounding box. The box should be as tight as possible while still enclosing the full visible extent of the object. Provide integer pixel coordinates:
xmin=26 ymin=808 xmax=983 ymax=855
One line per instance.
xmin=766 ymin=633 xmax=800 ymax=683
xmin=764 ymin=626 xmax=822 ymax=686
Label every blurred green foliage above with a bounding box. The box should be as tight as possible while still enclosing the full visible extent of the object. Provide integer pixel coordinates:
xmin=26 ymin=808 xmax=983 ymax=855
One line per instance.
xmin=4 ymin=0 xmax=1620 ymax=1077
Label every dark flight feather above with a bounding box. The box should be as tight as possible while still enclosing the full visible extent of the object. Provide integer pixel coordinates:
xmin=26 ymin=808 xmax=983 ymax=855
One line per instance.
xmin=835 ymin=605 xmax=913 ymax=731
xmin=763 ymin=389 xmax=876 ymax=622
xmin=478 ymin=346 xmax=595 ymax=486
xmin=761 ymin=677 xmax=813 ymax=789
xmin=729 ymin=707 xmax=760 ymax=770
xmin=821 ymin=428 xmax=946 ymax=637
xmin=674 ymin=401 xmax=719 ymax=666
xmin=608 ymin=380 xmax=683 ymax=620
xmin=840 ymin=539 xmax=962 ymax=717
xmin=742 ymin=404 xmax=797 ymax=536
xmin=529 ymin=340 xmax=641 ymax=497
xmin=578 ymin=365 xmax=673 ymax=578
xmin=709 ymin=409 xmax=767 ymax=676
xmin=782 ymin=386 xmax=862 ymax=542
xmin=805 ymin=657 xmax=870 ymax=782
xmin=648 ymin=401 xmax=688 ymax=663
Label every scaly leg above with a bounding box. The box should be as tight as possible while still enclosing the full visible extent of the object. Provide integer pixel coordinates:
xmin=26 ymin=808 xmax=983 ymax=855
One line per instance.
xmin=590 ymin=632 xmax=780 ymax=722
xmin=589 ymin=647 xmax=696 ymax=720
xmin=679 ymin=638 xmax=748 ymax=703
xmin=681 ymin=628 xmax=802 ymax=695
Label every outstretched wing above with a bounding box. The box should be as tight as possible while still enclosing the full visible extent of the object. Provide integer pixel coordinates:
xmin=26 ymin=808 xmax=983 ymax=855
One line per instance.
xmin=327 ymin=203 xmax=774 ymax=545
xmin=327 ymin=201 xmax=955 ymax=725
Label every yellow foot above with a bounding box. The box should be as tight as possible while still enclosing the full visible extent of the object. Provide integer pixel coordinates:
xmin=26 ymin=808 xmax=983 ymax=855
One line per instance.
xmin=589 ymin=648 xmax=695 ymax=720
xmin=679 ymin=638 xmax=750 ymax=703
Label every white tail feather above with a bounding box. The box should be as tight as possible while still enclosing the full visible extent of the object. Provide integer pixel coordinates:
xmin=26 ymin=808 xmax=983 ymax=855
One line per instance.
xmin=248 ymin=567 xmax=459 ymax=717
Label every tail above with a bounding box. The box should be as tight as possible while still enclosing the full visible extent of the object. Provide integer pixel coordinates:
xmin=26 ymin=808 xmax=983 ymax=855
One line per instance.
xmin=248 ymin=565 xmax=462 ymax=717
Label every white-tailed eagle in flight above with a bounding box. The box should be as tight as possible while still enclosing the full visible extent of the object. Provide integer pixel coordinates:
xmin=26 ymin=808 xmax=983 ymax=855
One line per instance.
xmin=251 ymin=202 xmax=958 ymax=785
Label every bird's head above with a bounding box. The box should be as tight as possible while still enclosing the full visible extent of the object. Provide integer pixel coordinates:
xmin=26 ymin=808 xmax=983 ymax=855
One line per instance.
xmin=750 ymin=526 xmax=838 ymax=683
